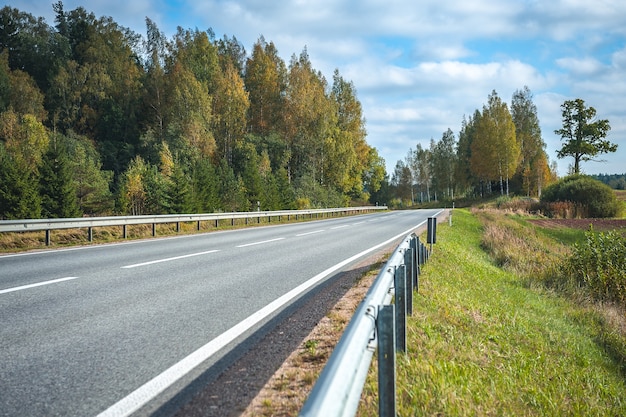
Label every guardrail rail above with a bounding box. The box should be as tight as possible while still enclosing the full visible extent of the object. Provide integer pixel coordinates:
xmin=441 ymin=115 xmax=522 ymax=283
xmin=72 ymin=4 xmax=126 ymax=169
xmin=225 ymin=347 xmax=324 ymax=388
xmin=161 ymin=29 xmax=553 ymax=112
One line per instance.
xmin=300 ymin=213 xmax=442 ymax=417
xmin=0 ymin=206 xmax=387 ymax=246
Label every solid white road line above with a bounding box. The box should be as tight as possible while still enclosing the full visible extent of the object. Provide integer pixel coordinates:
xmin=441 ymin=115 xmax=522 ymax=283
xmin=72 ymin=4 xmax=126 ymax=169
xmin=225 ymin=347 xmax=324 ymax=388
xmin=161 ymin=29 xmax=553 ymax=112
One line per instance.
xmin=0 ymin=277 xmax=80 ymax=295
xmin=121 ymin=250 xmax=220 ymax=269
xmin=96 ymin=220 xmax=428 ymax=417
xmin=236 ymin=237 xmax=285 ymax=248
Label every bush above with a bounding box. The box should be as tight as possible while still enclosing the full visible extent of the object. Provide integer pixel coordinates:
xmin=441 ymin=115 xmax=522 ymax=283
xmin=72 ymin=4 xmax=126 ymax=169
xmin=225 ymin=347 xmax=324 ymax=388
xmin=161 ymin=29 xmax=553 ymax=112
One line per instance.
xmin=541 ymin=175 xmax=621 ymax=218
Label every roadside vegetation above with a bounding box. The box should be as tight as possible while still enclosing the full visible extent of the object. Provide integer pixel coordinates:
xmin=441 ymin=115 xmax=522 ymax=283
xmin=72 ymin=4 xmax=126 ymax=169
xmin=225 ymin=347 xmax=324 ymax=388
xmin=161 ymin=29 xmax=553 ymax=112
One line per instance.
xmin=358 ymin=208 xmax=626 ymax=416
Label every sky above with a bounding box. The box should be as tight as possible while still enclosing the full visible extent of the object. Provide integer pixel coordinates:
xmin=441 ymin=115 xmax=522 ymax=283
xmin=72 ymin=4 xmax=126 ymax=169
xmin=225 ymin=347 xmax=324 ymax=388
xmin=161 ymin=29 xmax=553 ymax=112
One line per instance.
xmin=9 ymin=0 xmax=626 ymax=176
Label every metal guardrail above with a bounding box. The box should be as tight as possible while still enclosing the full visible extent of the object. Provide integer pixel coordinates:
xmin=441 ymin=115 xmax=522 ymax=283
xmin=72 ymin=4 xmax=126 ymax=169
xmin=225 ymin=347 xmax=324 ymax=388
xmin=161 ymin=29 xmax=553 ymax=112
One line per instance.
xmin=0 ymin=206 xmax=387 ymax=245
xmin=300 ymin=213 xmax=442 ymax=417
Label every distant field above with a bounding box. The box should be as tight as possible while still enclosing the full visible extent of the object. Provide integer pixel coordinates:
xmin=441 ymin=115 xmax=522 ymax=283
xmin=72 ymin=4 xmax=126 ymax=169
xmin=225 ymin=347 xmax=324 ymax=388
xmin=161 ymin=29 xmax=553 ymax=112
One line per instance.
xmin=529 ymin=218 xmax=626 ymax=231
xmin=616 ymin=189 xmax=626 ymax=201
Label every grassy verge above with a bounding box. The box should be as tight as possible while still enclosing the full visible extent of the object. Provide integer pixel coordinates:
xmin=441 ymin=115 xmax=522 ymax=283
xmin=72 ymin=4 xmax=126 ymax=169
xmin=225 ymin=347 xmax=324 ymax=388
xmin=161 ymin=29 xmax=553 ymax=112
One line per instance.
xmin=358 ymin=209 xmax=626 ymax=416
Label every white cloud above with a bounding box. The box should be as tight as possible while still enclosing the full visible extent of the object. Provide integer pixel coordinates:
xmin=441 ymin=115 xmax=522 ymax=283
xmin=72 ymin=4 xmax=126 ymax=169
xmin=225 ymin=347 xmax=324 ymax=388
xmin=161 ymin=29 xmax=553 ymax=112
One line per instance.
xmin=555 ymin=57 xmax=604 ymax=76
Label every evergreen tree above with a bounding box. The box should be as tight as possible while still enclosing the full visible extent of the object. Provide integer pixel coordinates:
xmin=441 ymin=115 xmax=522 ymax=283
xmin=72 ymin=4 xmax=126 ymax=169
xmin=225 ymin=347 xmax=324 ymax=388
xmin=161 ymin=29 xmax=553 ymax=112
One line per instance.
xmin=0 ymin=144 xmax=41 ymax=219
xmin=191 ymin=158 xmax=220 ymax=213
xmin=39 ymin=140 xmax=81 ymax=218
xmin=168 ymin=164 xmax=192 ymax=214
xmin=217 ymin=158 xmax=248 ymax=211
xmin=275 ymin=167 xmax=296 ymax=209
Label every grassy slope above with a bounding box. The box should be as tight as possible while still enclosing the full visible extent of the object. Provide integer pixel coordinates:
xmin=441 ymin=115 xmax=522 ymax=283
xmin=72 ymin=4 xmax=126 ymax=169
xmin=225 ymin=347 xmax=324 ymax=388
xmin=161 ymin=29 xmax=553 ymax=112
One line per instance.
xmin=359 ymin=209 xmax=625 ymax=416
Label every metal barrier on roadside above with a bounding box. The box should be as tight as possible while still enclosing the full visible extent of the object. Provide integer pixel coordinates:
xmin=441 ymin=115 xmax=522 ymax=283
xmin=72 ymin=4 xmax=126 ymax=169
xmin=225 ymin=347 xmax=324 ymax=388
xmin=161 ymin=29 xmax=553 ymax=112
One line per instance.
xmin=0 ymin=207 xmax=387 ymax=246
xmin=300 ymin=216 xmax=438 ymax=417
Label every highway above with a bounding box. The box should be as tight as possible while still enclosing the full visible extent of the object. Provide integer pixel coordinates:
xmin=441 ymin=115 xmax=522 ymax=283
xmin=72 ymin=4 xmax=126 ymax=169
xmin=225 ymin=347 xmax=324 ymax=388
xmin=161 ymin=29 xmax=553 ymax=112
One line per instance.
xmin=0 ymin=209 xmax=441 ymax=417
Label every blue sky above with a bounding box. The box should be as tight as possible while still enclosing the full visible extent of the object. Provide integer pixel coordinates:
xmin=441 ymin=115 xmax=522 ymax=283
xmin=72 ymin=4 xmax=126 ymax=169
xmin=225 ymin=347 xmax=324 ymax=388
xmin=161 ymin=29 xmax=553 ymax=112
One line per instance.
xmin=10 ymin=0 xmax=626 ymax=176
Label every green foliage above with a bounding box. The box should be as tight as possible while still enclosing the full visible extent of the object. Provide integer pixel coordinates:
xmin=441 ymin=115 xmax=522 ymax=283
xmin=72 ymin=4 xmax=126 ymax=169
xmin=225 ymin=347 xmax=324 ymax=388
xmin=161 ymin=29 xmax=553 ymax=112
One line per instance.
xmin=191 ymin=158 xmax=220 ymax=213
xmin=0 ymin=5 xmax=374 ymax=218
xmin=293 ymin=173 xmax=347 ymax=209
xmin=564 ymin=228 xmax=626 ymax=306
xmin=555 ymin=98 xmax=616 ymax=174
xmin=168 ymin=164 xmax=192 ymax=214
xmin=592 ymin=173 xmax=626 ymax=190
xmin=541 ymin=175 xmax=621 ymax=218
xmin=0 ymin=144 xmax=41 ymax=219
xmin=63 ymin=132 xmax=114 ymax=215
xmin=39 ymin=141 xmax=81 ymax=218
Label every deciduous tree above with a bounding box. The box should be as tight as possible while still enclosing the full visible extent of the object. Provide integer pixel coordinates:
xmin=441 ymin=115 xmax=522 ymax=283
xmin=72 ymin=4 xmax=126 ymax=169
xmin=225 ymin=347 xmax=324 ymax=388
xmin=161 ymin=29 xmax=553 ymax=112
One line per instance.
xmin=470 ymin=90 xmax=519 ymax=196
xmin=555 ymin=98 xmax=615 ymax=174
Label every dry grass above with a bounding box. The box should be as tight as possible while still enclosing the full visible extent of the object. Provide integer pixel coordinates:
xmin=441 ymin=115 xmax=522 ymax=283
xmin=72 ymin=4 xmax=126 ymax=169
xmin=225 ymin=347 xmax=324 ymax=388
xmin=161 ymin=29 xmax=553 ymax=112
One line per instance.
xmin=240 ymin=261 xmax=383 ymax=417
xmin=472 ymin=207 xmax=569 ymax=279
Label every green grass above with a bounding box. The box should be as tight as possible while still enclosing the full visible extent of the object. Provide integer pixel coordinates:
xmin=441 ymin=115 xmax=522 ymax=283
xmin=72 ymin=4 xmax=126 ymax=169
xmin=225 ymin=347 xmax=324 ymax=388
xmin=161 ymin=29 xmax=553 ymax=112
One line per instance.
xmin=358 ymin=209 xmax=626 ymax=416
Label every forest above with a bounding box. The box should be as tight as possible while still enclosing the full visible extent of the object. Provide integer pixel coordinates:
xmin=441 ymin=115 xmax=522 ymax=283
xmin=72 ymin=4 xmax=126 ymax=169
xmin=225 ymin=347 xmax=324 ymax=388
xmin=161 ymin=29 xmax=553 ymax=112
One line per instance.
xmin=379 ymin=88 xmax=558 ymax=207
xmin=0 ymin=3 xmax=386 ymax=219
xmin=592 ymin=174 xmax=626 ymax=190
xmin=0 ymin=3 xmax=560 ymax=220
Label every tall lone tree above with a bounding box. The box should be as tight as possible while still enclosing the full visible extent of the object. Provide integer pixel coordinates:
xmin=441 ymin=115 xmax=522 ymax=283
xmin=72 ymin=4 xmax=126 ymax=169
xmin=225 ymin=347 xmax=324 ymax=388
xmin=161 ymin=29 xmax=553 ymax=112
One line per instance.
xmin=554 ymin=98 xmax=615 ymax=174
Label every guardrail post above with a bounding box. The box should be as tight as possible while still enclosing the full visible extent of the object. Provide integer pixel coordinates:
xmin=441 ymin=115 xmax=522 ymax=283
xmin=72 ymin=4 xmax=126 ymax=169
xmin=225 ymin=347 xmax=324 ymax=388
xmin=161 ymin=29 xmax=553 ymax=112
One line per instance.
xmin=123 ymin=224 xmax=127 ymax=239
xmin=176 ymin=222 xmax=180 ymax=233
xmin=88 ymin=227 xmax=93 ymax=242
xmin=410 ymin=236 xmax=419 ymax=293
xmin=394 ymin=264 xmax=407 ymax=352
xmin=404 ymin=248 xmax=414 ymax=316
xmin=152 ymin=223 xmax=157 ymax=237
xmin=45 ymin=230 xmax=51 ymax=246
xmin=378 ymin=304 xmax=396 ymax=417
xmin=427 ymin=216 xmax=437 ymax=253
xmin=197 ymin=220 xmax=201 ymax=231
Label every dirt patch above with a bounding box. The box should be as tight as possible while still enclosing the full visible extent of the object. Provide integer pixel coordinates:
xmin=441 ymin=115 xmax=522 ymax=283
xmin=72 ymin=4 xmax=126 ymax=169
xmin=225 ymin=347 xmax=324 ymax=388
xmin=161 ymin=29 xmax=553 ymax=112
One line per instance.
xmin=240 ymin=262 xmax=380 ymax=417
xmin=528 ymin=218 xmax=626 ymax=231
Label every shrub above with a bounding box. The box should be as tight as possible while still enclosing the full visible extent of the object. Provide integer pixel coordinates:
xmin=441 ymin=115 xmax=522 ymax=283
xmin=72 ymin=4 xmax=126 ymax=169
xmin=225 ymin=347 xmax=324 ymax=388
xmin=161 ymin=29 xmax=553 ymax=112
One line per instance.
xmin=541 ymin=175 xmax=621 ymax=218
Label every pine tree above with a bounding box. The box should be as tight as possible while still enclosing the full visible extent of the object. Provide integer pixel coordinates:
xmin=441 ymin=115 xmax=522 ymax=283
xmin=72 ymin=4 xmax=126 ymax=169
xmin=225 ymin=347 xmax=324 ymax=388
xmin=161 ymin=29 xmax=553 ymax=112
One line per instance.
xmin=39 ymin=141 xmax=81 ymax=218
xmin=168 ymin=164 xmax=192 ymax=214
xmin=191 ymin=158 xmax=220 ymax=213
xmin=0 ymin=145 xmax=41 ymax=219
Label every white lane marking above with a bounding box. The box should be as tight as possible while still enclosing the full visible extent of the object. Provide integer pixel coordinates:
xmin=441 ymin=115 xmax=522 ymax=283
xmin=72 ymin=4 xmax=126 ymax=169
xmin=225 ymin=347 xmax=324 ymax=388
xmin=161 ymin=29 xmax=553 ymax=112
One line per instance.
xmin=352 ymin=221 xmax=366 ymax=225
xmin=0 ymin=277 xmax=79 ymax=295
xmin=96 ymin=220 xmax=427 ymax=417
xmin=236 ymin=238 xmax=285 ymax=248
xmin=121 ymin=250 xmax=220 ymax=269
xmin=296 ymin=230 xmax=325 ymax=237
xmin=330 ymin=225 xmax=350 ymax=230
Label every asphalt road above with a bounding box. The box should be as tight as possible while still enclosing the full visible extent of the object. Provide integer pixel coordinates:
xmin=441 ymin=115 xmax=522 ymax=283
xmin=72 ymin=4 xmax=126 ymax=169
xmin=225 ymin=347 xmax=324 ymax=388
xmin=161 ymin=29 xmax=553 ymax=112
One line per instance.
xmin=0 ymin=209 xmax=441 ymax=417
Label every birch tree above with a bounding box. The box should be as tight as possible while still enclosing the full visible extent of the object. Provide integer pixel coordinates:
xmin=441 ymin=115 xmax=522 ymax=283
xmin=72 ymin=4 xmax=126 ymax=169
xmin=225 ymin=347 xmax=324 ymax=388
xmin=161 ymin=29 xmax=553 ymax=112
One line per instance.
xmin=470 ymin=90 xmax=519 ymax=196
